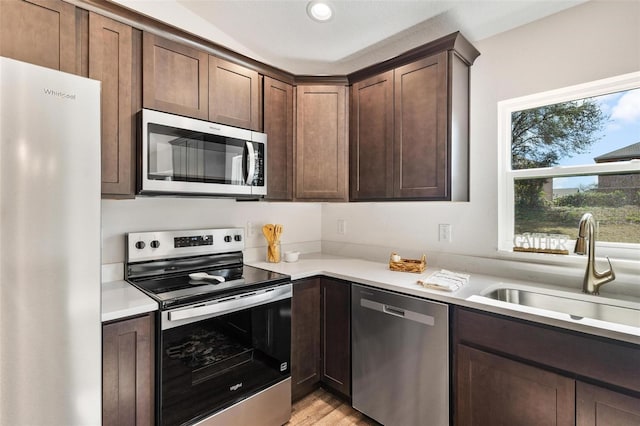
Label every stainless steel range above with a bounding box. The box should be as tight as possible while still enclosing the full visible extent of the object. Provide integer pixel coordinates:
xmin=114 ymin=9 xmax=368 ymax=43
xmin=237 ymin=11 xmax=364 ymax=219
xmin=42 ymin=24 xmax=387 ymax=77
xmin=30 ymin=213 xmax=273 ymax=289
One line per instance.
xmin=126 ymin=228 xmax=292 ymax=426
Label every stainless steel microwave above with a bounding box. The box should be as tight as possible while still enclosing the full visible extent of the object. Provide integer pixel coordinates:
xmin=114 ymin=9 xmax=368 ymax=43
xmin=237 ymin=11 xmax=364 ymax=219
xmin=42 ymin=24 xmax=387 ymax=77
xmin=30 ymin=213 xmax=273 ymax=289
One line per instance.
xmin=138 ymin=109 xmax=266 ymax=197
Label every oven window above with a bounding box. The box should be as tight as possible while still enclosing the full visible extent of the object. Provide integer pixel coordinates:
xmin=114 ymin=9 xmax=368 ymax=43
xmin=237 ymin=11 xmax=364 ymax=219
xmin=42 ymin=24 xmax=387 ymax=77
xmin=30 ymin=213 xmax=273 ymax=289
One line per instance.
xmin=160 ymin=297 xmax=291 ymax=426
xmin=147 ymin=123 xmax=247 ymax=184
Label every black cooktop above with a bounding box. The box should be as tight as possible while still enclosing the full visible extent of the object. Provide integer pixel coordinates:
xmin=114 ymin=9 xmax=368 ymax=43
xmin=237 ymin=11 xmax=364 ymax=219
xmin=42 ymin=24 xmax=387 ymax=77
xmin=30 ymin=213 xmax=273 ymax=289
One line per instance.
xmin=128 ymin=263 xmax=290 ymax=310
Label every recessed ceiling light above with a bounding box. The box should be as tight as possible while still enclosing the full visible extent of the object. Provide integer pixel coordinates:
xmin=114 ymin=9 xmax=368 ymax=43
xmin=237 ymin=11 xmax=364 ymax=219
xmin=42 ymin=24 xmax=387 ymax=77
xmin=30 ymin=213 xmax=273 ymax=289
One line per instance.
xmin=307 ymin=1 xmax=333 ymax=22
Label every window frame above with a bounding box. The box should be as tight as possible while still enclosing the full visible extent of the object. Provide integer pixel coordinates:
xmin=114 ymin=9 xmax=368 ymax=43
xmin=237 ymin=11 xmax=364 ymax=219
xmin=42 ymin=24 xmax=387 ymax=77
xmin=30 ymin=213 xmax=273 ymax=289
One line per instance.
xmin=497 ymin=71 xmax=640 ymax=261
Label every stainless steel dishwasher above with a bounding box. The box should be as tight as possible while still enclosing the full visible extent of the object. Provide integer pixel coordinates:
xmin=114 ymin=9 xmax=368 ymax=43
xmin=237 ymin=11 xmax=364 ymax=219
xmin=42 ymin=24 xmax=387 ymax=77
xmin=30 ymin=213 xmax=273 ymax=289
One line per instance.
xmin=352 ymin=284 xmax=449 ymax=426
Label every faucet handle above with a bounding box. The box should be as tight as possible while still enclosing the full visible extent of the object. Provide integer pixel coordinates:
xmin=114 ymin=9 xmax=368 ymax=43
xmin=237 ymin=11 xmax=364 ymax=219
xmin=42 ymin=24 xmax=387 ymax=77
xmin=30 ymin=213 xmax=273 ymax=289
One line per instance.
xmin=593 ymin=256 xmax=616 ymax=292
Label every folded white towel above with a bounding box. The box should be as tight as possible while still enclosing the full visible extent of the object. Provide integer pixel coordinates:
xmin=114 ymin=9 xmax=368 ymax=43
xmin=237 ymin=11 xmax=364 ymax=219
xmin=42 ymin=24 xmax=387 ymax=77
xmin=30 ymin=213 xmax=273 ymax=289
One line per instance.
xmin=417 ymin=269 xmax=470 ymax=292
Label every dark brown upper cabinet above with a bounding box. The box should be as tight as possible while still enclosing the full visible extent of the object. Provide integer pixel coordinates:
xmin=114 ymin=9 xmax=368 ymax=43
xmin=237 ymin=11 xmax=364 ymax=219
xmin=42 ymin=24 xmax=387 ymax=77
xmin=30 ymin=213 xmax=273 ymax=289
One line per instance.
xmin=295 ymin=84 xmax=349 ymax=201
xmin=142 ymin=32 xmax=209 ymax=120
xmin=394 ymin=52 xmax=448 ymax=199
xmin=349 ymin=32 xmax=479 ymax=201
xmin=209 ymin=56 xmax=260 ymax=131
xmin=263 ymin=76 xmax=294 ymax=200
xmin=0 ymin=0 xmax=78 ymax=74
xmin=350 ymin=70 xmax=394 ymax=200
xmin=89 ymin=12 xmax=140 ymax=199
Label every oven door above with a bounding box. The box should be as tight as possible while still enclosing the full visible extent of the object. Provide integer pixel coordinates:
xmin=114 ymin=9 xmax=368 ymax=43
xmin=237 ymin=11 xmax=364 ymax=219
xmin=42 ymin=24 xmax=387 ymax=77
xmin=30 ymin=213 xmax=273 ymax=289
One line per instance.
xmin=159 ymin=284 xmax=291 ymax=426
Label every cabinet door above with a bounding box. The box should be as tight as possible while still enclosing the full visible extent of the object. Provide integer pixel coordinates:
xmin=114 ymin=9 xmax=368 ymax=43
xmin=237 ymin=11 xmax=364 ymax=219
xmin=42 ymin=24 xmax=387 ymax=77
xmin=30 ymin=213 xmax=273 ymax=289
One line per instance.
xmin=577 ymin=381 xmax=640 ymax=426
xmin=264 ymin=76 xmax=294 ymax=200
xmin=296 ymin=85 xmax=348 ymax=201
xmin=142 ymin=33 xmax=208 ymax=120
xmin=291 ymin=278 xmax=321 ymax=401
xmin=103 ymin=314 xmax=154 ymax=426
xmin=320 ymin=278 xmax=351 ymax=398
xmin=209 ymin=56 xmax=260 ymax=130
xmin=0 ymin=0 xmax=77 ymax=73
xmin=89 ymin=13 xmax=139 ymax=198
xmin=394 ymin=52 xmax=448 ymax=199
xmin=350 ymin=71 xmax=394 ymax=201
xmin=456 ymin=344 xmax=575 ymax=426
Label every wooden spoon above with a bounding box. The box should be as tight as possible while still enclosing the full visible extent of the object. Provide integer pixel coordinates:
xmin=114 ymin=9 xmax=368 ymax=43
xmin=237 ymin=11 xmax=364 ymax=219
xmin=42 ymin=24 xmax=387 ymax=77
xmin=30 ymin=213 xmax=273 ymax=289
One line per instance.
xmin=262 ymin=224 xmax=275 ymax=243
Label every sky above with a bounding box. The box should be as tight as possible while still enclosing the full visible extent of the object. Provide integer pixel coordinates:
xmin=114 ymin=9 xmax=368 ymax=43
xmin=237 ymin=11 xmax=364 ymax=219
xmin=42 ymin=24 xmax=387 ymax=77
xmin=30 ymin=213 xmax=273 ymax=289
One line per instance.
xmin=552 ymin=87 xmax=640 ymax=189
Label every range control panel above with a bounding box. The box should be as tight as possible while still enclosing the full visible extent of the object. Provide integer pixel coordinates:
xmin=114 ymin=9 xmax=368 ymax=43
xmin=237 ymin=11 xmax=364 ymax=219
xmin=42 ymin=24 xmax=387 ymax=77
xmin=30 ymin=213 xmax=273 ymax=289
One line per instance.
xmin=127 ymin=228 xmax=244 ymax=263
xmin=174 ymin=235 xmax=213 ymax=248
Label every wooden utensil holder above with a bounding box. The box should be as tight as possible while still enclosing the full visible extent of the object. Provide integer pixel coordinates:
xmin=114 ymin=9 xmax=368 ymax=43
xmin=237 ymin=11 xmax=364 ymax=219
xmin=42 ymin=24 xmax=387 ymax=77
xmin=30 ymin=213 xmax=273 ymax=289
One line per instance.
xmin=388 ymin=253 xmax=427 ymax=273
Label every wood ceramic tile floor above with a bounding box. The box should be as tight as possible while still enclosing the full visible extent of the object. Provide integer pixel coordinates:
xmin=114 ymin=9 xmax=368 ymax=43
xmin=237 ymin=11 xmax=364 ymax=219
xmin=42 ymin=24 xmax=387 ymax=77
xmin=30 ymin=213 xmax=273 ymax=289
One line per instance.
xmin=287 ymin=388 xmax=380 ymax=426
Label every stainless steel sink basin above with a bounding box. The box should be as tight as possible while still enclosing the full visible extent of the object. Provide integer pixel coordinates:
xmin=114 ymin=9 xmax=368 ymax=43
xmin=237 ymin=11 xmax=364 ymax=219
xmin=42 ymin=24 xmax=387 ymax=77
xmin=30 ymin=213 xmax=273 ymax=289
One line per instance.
xmin=483 ymin=288 xmax=640 ymax=328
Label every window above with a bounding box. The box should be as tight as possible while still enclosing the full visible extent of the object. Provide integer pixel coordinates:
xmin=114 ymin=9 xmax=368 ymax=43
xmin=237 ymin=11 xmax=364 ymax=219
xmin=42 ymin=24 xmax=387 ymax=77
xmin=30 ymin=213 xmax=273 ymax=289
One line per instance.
xmin=498 ymin=72 xmax=640 ymax=260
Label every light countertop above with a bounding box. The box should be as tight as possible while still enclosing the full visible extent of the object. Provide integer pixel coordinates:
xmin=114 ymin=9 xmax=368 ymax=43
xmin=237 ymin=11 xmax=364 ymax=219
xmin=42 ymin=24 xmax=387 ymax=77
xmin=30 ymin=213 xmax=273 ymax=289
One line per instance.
xmin=101 ymin=253 xmax=639 ymax=345
xmin=247 ymin=253 xmax=640 ymax=345
xmin=101 ymin=280 xmax=158 ymax=322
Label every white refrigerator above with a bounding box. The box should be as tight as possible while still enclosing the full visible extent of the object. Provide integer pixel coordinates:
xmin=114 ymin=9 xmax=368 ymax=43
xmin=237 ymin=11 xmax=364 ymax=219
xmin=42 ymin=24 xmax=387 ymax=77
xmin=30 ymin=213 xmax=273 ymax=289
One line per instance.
xmin=0 ymin=57 xmax=102 ymax=425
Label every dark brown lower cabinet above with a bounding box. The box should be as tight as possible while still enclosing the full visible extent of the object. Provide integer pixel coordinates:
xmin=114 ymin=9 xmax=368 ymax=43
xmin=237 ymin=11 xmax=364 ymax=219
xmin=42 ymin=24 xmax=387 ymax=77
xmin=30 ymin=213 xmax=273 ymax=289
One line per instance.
xmin=291 ymin=278 xmax=321 ymax=401
xmin=577 ymin=381 xmax=640 ymax=426
xmin=103 ymin=313 xmax=155 ymax=426
xmin=454 ymin=307 xmax=640 ymax=426
xmin=320 ymin=278 xmax=351 ymax=398
xmin=456 ymin=344 xmax=575 ymax=425
xmin=291 ymin=277 xmax=351 ymax=402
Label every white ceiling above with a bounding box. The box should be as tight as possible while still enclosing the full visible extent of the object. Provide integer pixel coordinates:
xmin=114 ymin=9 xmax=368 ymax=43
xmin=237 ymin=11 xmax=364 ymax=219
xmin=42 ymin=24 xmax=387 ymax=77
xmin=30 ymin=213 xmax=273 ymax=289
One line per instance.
xmin=111 ymin=0 xmax=585 ymax=75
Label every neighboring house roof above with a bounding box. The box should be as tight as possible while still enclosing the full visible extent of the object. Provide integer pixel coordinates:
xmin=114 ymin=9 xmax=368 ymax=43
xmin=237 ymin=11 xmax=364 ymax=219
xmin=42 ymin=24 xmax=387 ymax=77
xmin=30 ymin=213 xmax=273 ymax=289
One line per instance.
xmin=594 ymin=141 xmax=640 ymax=162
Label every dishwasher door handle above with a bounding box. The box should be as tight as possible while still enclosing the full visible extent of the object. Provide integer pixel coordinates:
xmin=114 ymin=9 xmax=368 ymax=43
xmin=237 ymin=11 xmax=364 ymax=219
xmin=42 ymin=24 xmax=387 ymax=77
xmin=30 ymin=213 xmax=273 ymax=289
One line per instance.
xmin=360 ymin=298 xmax=435 ymax=326
xmin=383 ymin=304 xmax=405 ymax=317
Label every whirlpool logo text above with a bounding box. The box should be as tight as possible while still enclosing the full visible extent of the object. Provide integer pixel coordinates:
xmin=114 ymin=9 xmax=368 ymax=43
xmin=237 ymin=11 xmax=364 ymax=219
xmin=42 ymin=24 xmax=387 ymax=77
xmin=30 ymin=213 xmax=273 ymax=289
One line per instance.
xmin=43 ymin=88 xmax=76 ymax=100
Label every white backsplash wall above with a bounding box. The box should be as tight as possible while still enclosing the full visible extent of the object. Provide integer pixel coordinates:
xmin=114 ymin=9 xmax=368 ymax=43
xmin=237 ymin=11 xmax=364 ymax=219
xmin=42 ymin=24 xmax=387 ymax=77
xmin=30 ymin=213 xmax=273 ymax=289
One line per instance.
xmin=322 ymin=0 xmax=640 ymax=288
xmin=322 ymin=202 xmax=479 ymax=261
xmin=102 ymin=198 xmax=321 ymax=264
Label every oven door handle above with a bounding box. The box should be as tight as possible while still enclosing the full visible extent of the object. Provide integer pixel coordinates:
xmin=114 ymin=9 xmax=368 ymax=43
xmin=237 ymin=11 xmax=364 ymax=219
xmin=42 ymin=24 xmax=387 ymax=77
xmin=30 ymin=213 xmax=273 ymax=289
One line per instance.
xmin=167 ymin=284 xmax=292 ymax=323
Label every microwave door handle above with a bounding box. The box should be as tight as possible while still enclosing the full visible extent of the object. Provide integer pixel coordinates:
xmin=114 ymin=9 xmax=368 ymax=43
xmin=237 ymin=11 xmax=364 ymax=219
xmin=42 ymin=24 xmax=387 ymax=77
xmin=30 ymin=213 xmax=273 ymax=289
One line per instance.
xmin=244 ymin=141 xmax=256 ymax=185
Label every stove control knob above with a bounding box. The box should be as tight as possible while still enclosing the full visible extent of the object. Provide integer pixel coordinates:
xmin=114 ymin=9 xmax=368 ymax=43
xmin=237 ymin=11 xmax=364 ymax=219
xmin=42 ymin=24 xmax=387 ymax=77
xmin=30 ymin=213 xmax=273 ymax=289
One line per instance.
xmin=150 ymin=240 xmax=160 ymax=249
xmin=224 ymin=235 xmax=232 ymax=243
xmin=234 ymin=235 xmax=242 ymax=242
xmin=135 ymin=241 xmax=146 ymax=250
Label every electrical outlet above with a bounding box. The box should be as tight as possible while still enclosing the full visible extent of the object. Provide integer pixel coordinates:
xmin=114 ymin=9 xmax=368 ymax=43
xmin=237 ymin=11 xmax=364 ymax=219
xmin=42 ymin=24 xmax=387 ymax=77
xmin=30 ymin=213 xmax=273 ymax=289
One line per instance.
xmin=246 ymin=221 xmax=255 ymax=237
xmin=439 ymin=224 xmax=452 ymax=242
xmin=337 ymin=219 xmax=346 ymax=235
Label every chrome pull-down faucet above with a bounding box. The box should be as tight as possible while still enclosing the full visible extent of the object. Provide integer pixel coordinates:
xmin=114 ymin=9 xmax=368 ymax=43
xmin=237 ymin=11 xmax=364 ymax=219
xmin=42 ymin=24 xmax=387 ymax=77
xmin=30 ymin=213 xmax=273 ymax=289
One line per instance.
xmin=574 ymin=212 xmax=615 ymax=295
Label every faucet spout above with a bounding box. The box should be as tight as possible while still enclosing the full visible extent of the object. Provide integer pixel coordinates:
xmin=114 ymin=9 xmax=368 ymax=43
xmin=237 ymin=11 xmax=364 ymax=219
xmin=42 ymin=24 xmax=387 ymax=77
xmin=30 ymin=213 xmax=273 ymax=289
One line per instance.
xmin=575 ymin=213 xmax=615 ymax=295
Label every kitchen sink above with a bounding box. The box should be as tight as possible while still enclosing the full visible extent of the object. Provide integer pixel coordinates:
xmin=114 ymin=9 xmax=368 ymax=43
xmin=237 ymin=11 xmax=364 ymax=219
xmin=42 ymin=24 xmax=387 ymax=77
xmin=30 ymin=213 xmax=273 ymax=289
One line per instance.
xmin=481 ymin=287 xmax=640 ymax=328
